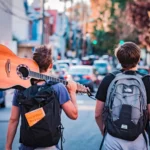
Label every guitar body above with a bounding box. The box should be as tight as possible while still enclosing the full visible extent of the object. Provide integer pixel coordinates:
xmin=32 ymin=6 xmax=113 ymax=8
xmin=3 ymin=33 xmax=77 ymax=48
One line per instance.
xmin=0 ymin=44 xmax=39 ymax=90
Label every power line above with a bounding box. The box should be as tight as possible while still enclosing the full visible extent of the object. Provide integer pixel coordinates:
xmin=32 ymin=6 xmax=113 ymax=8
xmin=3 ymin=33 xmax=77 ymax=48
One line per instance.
xmin=0 ymin=0 xmax=42 ymax=21
xmin=5 ymin=0 xmax=26 ymax=12
xmin=0 ymin=0 xmax=29 ymax=21
xmin=0 ymin=6 xmax=29 ymax=21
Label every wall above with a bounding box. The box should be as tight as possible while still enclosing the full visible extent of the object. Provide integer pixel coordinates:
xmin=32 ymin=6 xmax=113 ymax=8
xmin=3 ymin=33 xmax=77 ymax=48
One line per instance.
xmin=12 ymin=0 xmax=29 ymax=41
xmin=0 ymin=0 xmax=12 ymax=41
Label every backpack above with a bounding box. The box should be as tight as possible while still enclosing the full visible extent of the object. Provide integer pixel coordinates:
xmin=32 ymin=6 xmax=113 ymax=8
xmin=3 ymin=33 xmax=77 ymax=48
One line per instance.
xmin=103 ymin=71 xmax=148 ymax=141
xmin=17 ymin=81 xmax=62 ymax=148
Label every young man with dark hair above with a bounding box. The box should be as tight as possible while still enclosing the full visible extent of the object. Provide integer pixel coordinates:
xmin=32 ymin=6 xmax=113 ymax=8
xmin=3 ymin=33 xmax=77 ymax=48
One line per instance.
xmin=95 ymin=42 xmax=150 ymax=150
xmin=5 ymin=45 xmax=83 ymax=150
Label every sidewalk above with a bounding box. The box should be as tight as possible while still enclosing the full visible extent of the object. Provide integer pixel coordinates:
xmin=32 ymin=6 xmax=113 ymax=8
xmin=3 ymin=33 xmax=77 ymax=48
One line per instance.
xmin=0 ymin=108 xmax=11 ymax=122
xmin=0 ymin=89 xmax=14 ymax=122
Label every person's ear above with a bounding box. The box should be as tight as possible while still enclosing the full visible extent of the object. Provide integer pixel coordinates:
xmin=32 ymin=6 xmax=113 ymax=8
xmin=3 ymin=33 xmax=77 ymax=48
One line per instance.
xmin=138 ymin=58 xmax=141 ymax=63
xmin=49 ymin=64 xmax=53 ymax=69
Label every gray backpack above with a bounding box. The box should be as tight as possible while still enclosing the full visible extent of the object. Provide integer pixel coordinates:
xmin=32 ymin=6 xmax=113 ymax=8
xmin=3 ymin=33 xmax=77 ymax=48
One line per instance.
xmin=103 ymin=71 xmax=148 ymax=141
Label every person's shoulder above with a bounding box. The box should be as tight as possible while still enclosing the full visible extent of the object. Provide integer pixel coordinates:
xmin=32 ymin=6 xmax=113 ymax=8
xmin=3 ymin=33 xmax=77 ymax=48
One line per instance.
xmin=141 ymin=74 xmax=150 ymax=81
xmin=51 ymin=83 xmax=67 ymax=93
xmin=98 ymin=72 xmax=116 ymax=88
xmin=103 ymin=71 xmax=118 ymax=80
xmin=52 ymin=83 xmax=66 ymax=89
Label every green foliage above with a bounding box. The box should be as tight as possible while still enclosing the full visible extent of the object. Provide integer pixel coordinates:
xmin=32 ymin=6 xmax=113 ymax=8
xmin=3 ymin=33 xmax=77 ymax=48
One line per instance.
xmin=111 ymin=0 xmax=133 ymax=10
xmin=91 ymin=0 xmax=138 ymax=55
xmin=92 ymin=28 xmax=118 ymax=55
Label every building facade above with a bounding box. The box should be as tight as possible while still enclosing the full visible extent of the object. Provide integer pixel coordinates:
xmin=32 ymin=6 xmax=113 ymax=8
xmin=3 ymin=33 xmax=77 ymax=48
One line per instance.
xmin=0 ymin=0 xmax=12 ymax=41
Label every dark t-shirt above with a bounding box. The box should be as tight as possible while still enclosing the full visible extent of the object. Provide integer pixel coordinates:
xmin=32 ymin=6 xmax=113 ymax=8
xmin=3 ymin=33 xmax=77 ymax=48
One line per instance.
xmin=96 ymin=70 xmax=150 ymax=104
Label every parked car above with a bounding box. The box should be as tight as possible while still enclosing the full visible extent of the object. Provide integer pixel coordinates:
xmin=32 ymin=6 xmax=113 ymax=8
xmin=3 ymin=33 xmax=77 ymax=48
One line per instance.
xmin=71 ymin=58 xmax=81 ymax=66
xmin=0 ymin=91 xmax=5 ymax=108
xmin=116 ymin=63 xmax=122 ymax=70
xmin=52 ymin=63 xmax=61 ymax=78
xmin=57 ymin=59 xmax=72 ymax=67
xmin=65 ymin=65 xmax=97 ymax=92
xmin=82 ymin=55 xmax=99 ymax=66
xmin=102 ymin=54 xmax=109 ymax=61
xmin=137 ymin=66 xmax=149 ymax=75
xmin=59 ymin=64 xmax=69 ymax=71
xmin=93 ymin=60 xmax=111 ymax=75
xmin=115 ymin=64 xmax=149 ymax=75
xmin=81 ymin=56 xmax=92 ymax=65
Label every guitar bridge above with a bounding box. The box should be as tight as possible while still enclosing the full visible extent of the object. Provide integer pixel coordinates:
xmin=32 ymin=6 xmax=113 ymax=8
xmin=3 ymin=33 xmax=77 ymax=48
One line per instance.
xmin=5 ymin=59 xmax=11 ymax=77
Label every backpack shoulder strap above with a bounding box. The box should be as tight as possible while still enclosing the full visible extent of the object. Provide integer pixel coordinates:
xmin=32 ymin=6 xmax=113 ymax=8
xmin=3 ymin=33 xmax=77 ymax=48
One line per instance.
xmin=46 ymin=80 xmax=58 ymax=86
xmin=106 ymin=71 xmax=147 ymax=107
xmin=110 ymin=70 xmax=122 ymax=77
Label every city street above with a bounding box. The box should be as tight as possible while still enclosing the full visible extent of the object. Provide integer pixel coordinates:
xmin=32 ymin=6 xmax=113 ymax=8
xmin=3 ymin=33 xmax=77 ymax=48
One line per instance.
xmin=0 ymin=90 xmax=102 ymax=150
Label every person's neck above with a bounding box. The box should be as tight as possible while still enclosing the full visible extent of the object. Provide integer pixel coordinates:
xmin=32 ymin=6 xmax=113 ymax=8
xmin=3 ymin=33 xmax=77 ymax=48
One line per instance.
xmin=36 ymin=70 xmax=51 ymax=85
xmin=123 ymin=66 xmax=137 ymax=71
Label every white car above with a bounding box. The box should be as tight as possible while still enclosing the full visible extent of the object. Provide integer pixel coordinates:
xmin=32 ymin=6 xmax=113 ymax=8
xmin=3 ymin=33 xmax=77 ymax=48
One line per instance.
xmin=93 ymin=60 xmax=111 ymax=75
xmin=57 ymin=59 xmax=72 ymax=67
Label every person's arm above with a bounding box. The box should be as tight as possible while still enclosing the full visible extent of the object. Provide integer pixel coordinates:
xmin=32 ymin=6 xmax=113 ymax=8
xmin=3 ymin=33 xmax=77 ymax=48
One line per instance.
xmin=62 ymin=96 xmax=78 ymax=120
xmin=148 ymin=104 xmax=150 ymax=120
xmin=5 ymin=106 xmax=20 ymax=150
xmin=62 ymin=81 xmax=78 ymax=120
xmin=95 ymin=100 xmax=105 ymax=136
xmin=95 ymin=74 xmax=114 ymax=135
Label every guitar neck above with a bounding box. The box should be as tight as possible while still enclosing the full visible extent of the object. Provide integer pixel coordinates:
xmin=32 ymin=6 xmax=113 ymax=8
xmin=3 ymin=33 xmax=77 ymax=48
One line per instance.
xmin=29 ymin=71 xmax=68 ymax=86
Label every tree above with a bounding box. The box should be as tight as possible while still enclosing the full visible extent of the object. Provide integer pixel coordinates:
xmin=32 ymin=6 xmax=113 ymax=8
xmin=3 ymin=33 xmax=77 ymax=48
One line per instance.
xmin=92 ymin=27 xmax=118 ymax=55
xmin=126 ymin=0 xmax=150 ymax=48
xmin=92 ymin=0 xmax=139 ymax=55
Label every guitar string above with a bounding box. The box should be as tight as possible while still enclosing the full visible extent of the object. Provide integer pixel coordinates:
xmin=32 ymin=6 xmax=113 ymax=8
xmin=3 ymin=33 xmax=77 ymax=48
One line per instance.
xmin=28 ymin=71 xmax=93 ymax=96
xmin=29 ymin=70 xmax=67 ymax=85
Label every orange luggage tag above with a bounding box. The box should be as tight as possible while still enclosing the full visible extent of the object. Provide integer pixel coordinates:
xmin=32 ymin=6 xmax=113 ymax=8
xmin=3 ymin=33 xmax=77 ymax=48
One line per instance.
xmin=25 ymin=108 xmax=45 ymax=127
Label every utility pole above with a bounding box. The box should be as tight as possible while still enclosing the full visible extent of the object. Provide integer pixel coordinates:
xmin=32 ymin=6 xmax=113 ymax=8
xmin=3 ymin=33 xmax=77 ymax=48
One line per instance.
xmin=64 ymin=0 xmax=66 ymax=14
xmin=41 ymin=0 xmax=45 ymax=44
xmin=70 ymin=0 xmax=73 ymax=20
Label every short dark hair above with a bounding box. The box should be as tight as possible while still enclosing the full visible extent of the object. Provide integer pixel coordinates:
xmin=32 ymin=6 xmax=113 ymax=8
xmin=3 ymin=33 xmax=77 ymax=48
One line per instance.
xmin=33 ymin=45 xmax=52 ymax=72
xmin=115 ymin=42 xmax=141 ymax=69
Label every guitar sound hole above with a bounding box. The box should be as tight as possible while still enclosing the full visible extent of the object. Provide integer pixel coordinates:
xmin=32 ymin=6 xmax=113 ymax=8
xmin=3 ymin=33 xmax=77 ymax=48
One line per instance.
xmin=18 ymin=67 xmax=29 ymax=78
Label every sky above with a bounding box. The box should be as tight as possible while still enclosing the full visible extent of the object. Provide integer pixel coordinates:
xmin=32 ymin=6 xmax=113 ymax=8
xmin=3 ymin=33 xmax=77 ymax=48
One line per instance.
xmin=28 ymin=0 xmax=90 ymax=12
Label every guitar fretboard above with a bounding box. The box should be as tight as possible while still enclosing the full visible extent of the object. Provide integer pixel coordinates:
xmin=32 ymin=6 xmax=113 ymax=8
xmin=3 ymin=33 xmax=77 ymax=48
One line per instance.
xmin=29 ymin=71 xmax=68 ymax=85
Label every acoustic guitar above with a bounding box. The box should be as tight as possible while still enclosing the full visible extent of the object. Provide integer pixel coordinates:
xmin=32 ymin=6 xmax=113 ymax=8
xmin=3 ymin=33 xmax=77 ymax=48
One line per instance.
xmin=0 ymin=44 xmax=90 ymax=94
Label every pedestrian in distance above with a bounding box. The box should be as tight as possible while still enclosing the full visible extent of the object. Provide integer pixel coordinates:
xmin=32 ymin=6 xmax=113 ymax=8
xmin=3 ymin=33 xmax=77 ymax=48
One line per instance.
xmin=5 ymin=45 xmax=87 ymax=150
xmin=95 ymin=42 xmax=150 ymax=150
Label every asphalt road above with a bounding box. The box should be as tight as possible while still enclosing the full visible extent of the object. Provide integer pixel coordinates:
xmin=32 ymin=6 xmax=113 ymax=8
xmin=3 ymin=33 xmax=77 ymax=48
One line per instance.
xmin=0 ymin=90 xmax=102 ymax=150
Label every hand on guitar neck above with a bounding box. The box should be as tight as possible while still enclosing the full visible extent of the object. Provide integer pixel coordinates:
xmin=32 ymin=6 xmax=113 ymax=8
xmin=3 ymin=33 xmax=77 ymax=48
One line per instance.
xmin=0 ymin=44 xmax=92 ymax=97
xmin=67 ymin=80 xmax=90 ymax=94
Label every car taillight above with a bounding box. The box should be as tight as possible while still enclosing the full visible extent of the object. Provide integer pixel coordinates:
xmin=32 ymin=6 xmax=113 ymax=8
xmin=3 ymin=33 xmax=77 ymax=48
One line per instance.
xmin=83 ymin=75 xmax=91 ymax=80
